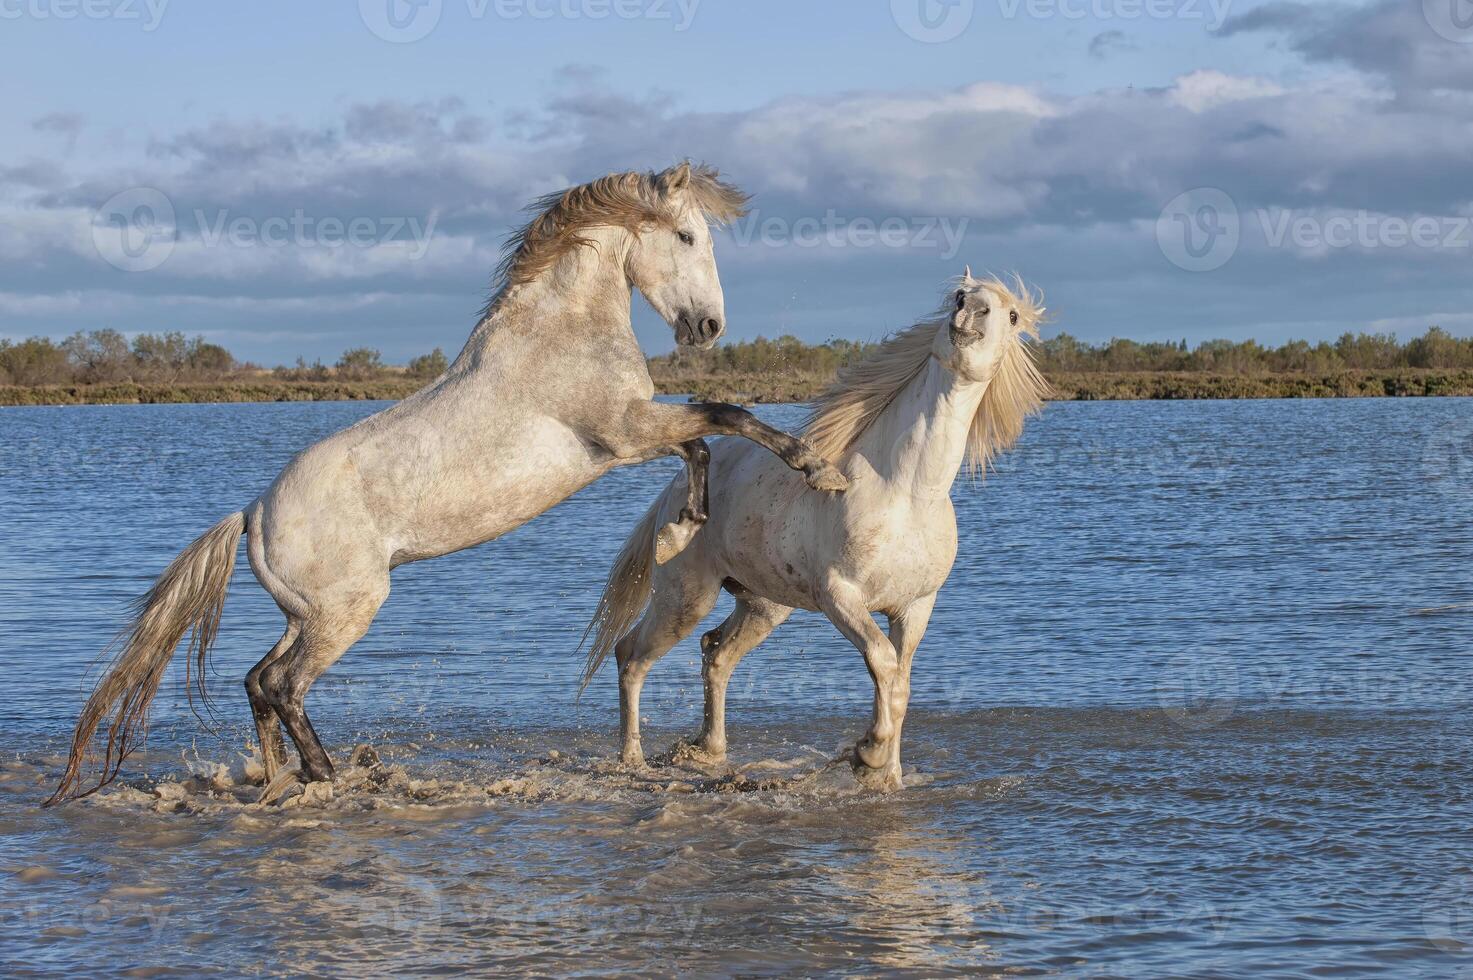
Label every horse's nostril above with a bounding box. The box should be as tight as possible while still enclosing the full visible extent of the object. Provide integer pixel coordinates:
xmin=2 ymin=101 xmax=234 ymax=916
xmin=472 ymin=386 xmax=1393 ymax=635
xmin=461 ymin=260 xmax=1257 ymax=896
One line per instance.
xmin=701 ymin=318 xmax=722 ymax=339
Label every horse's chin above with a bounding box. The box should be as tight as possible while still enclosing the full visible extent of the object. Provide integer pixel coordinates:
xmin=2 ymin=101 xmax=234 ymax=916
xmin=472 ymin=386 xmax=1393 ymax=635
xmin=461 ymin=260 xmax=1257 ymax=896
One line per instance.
xmin=676 ymin=333 xmax=720 ymax=352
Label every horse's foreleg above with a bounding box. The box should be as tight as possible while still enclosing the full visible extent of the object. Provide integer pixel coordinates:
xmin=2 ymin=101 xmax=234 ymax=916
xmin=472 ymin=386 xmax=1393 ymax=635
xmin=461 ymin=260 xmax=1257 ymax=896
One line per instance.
xmin=818 ymin=579 xmax=904 ymax=789
xmin=655 ymin=439 xmax=710 ymax=565
xmin=881 ymin=593 xmax=937 ymax=781
xmin=597 ymin=401 xmax=849 ymax=493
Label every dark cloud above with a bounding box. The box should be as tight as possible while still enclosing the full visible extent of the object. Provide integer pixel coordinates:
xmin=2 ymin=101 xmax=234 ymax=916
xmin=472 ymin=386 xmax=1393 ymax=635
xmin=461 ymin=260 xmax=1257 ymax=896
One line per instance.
xmin=31 ymin=112 xmax=84 ymax=136
xmin=1088 ymin=30 xmax=1136 ymax=59
xmin=1216 ymin=0 xmax=1473 ymax=97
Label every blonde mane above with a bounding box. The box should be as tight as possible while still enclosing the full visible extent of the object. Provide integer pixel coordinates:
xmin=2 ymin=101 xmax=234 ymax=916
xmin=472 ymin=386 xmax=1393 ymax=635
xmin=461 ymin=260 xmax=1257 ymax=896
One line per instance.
xmin=803 ymin=275 xmax=1052 ymax=474
xmin=482 ymin=163 xmax=748 ymax=316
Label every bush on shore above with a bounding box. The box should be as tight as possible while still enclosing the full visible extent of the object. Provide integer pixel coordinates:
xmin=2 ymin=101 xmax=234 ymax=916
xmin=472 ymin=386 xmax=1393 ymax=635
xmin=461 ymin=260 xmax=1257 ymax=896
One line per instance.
xmin=408 ymin=348 xmax=449 ymax=379
xmin=0 ymin=332 xmax=447 ymax=389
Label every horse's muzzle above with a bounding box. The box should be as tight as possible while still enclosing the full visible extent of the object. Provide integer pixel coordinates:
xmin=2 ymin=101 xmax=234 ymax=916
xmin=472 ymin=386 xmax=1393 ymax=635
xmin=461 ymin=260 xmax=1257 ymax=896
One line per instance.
xmin=676 ymin=311 xmax=724 ymax=349
xmin=949 ymin=315 xmax=982 ymax=348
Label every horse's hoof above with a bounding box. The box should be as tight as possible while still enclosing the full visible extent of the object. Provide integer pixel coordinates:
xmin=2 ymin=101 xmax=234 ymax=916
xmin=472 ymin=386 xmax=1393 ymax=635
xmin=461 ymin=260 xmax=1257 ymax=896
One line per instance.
xmin=851 ymin=763 xmax=903 ymax=792
xmin=655 ymin=521 xmax=697 ymax=565
xmin=256 ymin=767 xmax=302 ymax=806
xmin=804 ymin=461 xmax=850 ymax=493
xmin=669 ymin=737 xmax=726 ymax=768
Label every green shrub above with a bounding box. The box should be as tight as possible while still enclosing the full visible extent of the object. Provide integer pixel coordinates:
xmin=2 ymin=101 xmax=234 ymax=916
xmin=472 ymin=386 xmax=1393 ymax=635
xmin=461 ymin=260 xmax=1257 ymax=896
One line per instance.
xmin=408 ymin=348 xmax=449 ymax=379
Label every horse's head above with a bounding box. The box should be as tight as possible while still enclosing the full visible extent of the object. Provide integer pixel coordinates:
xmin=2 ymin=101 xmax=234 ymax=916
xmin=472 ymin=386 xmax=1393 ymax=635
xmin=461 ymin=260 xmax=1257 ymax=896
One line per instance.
xmin=627 ymin=162 xmax=746 ymax=350
xmin=937 ymin=267 xmax=1044 ymax=383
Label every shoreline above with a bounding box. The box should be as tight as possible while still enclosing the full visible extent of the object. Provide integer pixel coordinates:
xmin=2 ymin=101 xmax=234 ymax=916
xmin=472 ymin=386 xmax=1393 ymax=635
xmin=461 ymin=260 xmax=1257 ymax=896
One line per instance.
xmin=3 ymin=369 xmax=1473 ymax=407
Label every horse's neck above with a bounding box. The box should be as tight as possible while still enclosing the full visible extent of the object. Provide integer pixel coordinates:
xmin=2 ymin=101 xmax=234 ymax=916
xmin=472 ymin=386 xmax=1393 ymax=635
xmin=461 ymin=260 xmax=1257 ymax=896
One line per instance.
xmin=856 ymin=356 xmax=986 ymax=494
xmin=456 ymin=231 xmax=636 ymax=367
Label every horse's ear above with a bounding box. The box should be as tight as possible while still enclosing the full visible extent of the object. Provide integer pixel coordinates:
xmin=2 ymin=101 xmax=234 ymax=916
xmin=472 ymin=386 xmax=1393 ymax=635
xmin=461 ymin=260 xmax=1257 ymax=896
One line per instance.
xmin=963 ymin=264 xmax=973 ymax=281
xmin=659 ymin=161 xmax=692 ymax=195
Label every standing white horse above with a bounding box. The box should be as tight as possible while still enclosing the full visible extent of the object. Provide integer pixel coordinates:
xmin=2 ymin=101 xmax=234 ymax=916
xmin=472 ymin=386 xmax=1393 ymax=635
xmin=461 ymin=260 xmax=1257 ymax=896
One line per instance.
xmin=49 ymin=162 xmax=849 ymax=805
xmin=579 ymin=272 xmax=1049 ymax=788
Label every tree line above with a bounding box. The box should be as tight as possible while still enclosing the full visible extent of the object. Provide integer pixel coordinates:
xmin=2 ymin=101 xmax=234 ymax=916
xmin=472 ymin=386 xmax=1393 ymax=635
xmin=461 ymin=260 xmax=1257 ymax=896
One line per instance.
xmin=5 ymin=326 xmax=1471 ymax=390
xmin=1034 ymin=328 xmax=1473 ymax=374
xmin=0 ymin=330 xmax=449 ymax=387
xmin=649 ymin=327 xmax=1473 ymax=377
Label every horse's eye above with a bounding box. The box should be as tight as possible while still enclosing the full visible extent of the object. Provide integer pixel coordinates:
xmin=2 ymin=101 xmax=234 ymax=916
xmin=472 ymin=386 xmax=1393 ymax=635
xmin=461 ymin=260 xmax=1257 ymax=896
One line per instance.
xmin=1010 ymin=310 xmax=1019 ymax=326
xmin=678 ymin=231 xmax=695 ymax=246
xmin=955 ymin=291 xmax=966 ymax=311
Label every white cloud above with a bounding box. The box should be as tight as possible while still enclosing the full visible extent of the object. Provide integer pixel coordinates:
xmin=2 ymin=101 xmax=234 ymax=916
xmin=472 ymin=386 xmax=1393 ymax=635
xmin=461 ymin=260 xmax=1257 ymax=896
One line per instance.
xmin=1166 ymin=70 xmax=1285 ymax=112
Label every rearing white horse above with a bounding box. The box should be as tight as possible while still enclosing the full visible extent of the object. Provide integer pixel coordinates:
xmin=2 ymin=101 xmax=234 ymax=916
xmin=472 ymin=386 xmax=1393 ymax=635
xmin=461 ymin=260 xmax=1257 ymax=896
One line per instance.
xmin=49 ymin=163 xmax=849 ymax=805
xmin=580 ymin=272 xmax=1049 ymax=788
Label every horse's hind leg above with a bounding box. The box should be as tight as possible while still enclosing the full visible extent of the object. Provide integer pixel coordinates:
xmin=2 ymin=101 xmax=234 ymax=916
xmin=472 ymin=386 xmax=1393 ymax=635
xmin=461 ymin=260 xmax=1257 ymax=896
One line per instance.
xmin=615 ymin=569 xmax=721 ymax=766
xmin=260 ymin=585 xmax=388 ymax=783
xmin=244 ymin=617 xmax=300 ymax=783
xmin=688 ymin=596 xmax=791 ymax=762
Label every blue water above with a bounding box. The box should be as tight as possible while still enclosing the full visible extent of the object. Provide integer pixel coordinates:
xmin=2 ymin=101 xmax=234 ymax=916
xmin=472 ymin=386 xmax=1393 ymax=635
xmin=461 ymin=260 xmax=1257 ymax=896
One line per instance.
xmin=1 ymin=397 xmax=1471 ymax=976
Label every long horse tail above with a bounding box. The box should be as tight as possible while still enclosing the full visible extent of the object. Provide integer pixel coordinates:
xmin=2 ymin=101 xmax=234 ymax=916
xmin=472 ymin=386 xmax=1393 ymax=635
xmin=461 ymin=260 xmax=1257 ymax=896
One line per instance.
xmin=576 ymin=495 xmax=666 ymax=698
xmin=45 ymin=512 xmax=247 ymax=807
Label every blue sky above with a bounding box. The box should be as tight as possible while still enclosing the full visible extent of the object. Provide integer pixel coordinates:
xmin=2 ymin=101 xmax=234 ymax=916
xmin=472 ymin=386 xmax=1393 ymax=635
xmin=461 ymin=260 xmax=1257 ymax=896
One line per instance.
xmin=3 ymin=0 xmax=1471 ymax=363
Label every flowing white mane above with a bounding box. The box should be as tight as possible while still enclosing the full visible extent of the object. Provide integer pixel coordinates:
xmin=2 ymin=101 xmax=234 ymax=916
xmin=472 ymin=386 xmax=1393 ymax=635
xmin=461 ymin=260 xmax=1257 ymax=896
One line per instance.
xmin=481 ymin=164 xmax=748 ymax=318
xmin=803 ymin=275 xmax=1052 ymax=474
